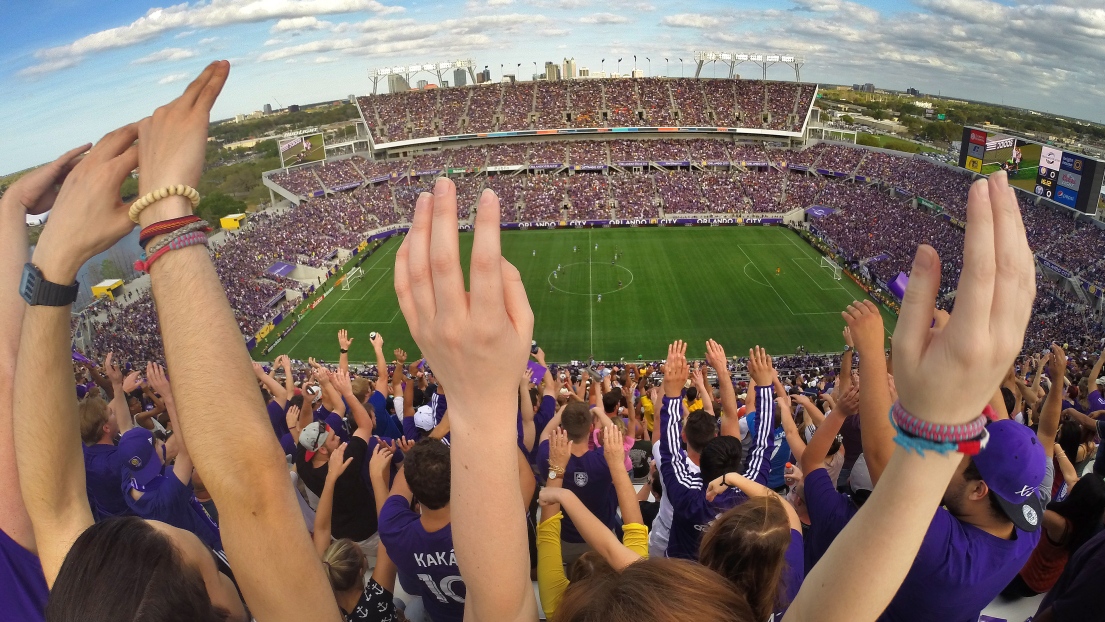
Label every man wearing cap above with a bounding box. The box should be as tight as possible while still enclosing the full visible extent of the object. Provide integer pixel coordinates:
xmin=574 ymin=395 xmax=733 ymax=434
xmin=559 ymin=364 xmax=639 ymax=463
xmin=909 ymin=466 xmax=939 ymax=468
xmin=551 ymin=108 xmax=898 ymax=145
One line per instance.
xmin=119 ymin=426 xmax=223 ymax=560
xmin=874 ymin=419 xmax=1048 ymax=622
xmin=295 ymin=407 xmax=386 ymax=565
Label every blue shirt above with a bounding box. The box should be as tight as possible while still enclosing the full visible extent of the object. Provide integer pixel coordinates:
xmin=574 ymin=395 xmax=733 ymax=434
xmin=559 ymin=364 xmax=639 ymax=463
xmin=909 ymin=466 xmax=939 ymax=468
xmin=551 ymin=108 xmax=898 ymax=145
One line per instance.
xmin=658 ymin=386 xmax=776 ymax=560
xmin=83 ymin=443 xmax=131 ymax=521
xmin=745 ymin=410 xmax=791 ymax=489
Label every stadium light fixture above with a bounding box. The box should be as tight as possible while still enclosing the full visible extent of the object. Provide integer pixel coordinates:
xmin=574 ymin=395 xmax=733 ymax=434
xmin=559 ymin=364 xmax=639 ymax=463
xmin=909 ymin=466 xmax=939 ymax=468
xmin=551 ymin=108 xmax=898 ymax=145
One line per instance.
xmin=367 ymin=59 xmax=477 ymax=93
xmin=692 ymin=50 xmax=806 ymax=81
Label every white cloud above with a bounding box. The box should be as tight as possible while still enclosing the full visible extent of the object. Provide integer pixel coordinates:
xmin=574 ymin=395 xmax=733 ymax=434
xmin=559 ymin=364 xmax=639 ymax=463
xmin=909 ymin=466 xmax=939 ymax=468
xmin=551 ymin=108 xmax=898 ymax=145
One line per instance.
xmin=22 ymin=0 xmax=405 ymax=76
xmin=198 ymin=36 xmax=219 ymax=45
xmin=271 ymin=16 xmax=333 ymax=33
xmin=660 ymin=13 xmax=719 ymax=29
xmin=174 ymin=30 xmax=196 ymax=39
xmin=314 ymin=56 xmax=337 ymax=63
xmin=131 ymin=47 xmax=197 ymax=64
xmin=158 ymin=72 xmax=189 ymax=84
xmin=264 ymin=38 xmax=284 ymax=46
xmin=579 ymin=12 xmax=630 ymax=24
xmin=536 ymin=27 xmax=570 ymax=37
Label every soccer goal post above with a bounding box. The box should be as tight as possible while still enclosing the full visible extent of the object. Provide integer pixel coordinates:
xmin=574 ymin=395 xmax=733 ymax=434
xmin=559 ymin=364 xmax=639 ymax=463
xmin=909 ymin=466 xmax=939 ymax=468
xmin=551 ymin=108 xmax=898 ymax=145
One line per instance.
xmin=820 ymin=257 xmax=843 ymax=281
xmin=342 ymin=266 xmax=364 ymax=290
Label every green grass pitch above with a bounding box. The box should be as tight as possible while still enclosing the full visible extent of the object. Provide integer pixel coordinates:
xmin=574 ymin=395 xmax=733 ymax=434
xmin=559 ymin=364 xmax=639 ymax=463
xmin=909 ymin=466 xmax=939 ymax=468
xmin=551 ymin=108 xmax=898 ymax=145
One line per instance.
xmin=264 ymin=226 xmax=897 ymax=363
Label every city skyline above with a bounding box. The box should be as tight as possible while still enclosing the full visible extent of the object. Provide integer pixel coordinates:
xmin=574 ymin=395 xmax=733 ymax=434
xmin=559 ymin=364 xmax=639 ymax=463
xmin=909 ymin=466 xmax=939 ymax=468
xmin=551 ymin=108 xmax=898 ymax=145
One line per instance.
xmin=3 ymin=0 xmax=1105 ymax=174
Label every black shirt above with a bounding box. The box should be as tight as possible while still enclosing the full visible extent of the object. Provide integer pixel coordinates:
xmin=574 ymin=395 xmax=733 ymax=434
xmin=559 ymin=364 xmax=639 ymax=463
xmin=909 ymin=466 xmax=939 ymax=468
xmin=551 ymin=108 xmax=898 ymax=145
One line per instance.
xmin=296 ymin=435 xmax=378 ymax=541
xmin=1037 ymin=526 xmax=1105 ymax=621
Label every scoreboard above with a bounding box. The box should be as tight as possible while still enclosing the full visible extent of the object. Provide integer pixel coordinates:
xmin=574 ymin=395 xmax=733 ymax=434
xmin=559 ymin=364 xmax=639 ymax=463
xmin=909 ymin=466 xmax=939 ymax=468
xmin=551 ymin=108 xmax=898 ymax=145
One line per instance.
xmin=959 ymin=126 xmax=1104 ymax=213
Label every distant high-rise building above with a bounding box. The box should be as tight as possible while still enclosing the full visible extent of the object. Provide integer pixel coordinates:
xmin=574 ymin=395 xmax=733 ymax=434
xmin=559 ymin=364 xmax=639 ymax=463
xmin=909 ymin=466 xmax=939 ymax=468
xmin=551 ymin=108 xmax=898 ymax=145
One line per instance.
xmin=476 ymin=67 xmax=491 ymax=83
xmin=544 ymin=61 xmax=561 ymax=80
xmin=454 ymin=68 xmax=467 ymax=87
xmin=579 ymin=67 xmax=590 ymax=77
xmin=288 ymin=104 xmax=300 ymax=113
xmin=631 ymin=68 xmax=644 ymax=78
xmin=502 ymin=74 xmax=517 ymax=84
xmin=417 ymin=79 xmax=429 ymax=89
xmin=562 ymin=57 xmax=577 ymax=79
xmin=906 ymin=87 xmax=920 ymax=96
xmin=263 ymin=103 xmax=272 ymax=115
xmin=348 ymin=95 xmax=356 ymax=104
xmin=863 ymin=83 xmax=875 ymax=93
xmin=388 ymin=74 xmax=410 ymax=93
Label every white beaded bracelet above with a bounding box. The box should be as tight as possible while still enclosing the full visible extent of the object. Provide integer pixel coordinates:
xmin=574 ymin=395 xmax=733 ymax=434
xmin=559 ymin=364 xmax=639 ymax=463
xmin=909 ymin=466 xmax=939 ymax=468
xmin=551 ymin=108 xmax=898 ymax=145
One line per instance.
xmin=128 ymin=185 xmax=201 ymax=223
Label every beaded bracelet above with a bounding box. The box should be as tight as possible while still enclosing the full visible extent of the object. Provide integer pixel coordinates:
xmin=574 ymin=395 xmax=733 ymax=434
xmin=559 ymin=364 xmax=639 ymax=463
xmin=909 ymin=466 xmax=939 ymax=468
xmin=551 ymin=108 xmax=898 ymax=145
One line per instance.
xmin=140 ymin=215 xmax=202 ymax=249
xmin=888 ymin=404 xmax=990 ymax=456
xmin=891 ymin=401 xmax=988 ymax=443
xmin=145 ymin=220 xmax=211 ymax=257
xmin=128 ymin=185 xmax=201 ymax=224
xmin=134 ymin=231 xmax=208 ymax=273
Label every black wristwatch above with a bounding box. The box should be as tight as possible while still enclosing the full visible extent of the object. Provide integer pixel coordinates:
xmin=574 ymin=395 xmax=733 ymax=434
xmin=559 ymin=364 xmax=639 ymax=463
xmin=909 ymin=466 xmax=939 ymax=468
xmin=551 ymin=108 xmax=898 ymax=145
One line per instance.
xmin=20 ymin=263 xmax=79 ymax=307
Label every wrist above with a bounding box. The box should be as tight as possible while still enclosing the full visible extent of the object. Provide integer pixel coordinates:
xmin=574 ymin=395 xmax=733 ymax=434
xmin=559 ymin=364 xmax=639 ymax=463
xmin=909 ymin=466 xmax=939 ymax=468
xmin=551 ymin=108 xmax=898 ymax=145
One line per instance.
xmin=137 ymin=195 xmax=192 ymax=229
xmin=30 ymin=245 xmax=81 ymax=285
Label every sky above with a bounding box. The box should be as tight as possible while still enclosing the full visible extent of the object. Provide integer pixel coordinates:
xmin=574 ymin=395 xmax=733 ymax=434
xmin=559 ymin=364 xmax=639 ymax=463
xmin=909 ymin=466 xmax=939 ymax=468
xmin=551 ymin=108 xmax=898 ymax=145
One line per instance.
xmin=2 ymin=0 xmax=1105 ymax=174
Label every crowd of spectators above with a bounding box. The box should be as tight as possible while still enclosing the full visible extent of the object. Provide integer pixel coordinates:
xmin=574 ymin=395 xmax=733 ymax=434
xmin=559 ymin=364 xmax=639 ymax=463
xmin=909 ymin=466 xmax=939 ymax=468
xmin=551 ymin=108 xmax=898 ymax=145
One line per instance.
xmin=269 ymin=166 xmax=322 ymax=196
xmin=314 ymin=157 xmax=367 ymax=190
xmin=356 ymin=78 xmax=818 ymax=142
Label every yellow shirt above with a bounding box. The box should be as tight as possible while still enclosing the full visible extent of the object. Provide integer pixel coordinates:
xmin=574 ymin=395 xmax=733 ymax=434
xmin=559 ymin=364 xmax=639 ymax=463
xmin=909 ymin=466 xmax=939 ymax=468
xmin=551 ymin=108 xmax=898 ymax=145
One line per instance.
xmin=683 ymin=397 xmax=703 ymax=413
xmin=640 ymin=396 xmax=655 ymax=433
xmin=536 ymin=513 xmax=649 ymax=619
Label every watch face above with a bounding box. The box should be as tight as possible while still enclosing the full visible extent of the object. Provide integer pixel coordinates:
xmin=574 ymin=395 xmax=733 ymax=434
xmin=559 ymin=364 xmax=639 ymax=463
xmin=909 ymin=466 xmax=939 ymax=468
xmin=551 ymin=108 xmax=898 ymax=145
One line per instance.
xmin=548 ymin=470 xmax=557 ymax=480
xmin=19 ymin=264 xmax=39 ymax=304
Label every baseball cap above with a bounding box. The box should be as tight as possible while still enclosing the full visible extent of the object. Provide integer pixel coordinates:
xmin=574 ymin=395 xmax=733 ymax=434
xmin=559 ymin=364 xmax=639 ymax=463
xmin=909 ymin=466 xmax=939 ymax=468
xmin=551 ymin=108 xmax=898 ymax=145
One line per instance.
xmin=1096 ymin=377 xmax=1105 ymax=387
xmin=299 ymin=421 xmax=330 ymax=460
xmin=413 ymin=405 xmax=435 ymax=431
xmin=119 ymin=427 xmax=164 ymax=491
xmin=972 ymin=419 xmax=1046 ymax=532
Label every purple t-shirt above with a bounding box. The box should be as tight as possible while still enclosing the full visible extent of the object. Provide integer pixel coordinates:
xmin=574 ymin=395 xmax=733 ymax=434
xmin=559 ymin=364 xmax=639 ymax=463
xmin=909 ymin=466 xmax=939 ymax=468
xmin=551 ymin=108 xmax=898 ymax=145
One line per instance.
xmin=267 ymin=400 xmax=290 ymax=441
xmin=378 ymin=496 xmax=465 ymax=622
xmin=778 ymin=529 xmax=806 ymax=616
xmin=83 ymin=443 xmax=131 ymax=520
xmin=878 ymin=507 xmax=1040 ymax=622
xmin=124 ymin=468 xmax=223 ymax=553
xmin=536 ymin=440 xmax=616 ymax=543
xmin=802 ymin=467 xmax=858 ymax=571
xmin=1089 ymin=389 xmax=1105 ymax=413
xmin=0 ymin=528 xmax=47 ymax=622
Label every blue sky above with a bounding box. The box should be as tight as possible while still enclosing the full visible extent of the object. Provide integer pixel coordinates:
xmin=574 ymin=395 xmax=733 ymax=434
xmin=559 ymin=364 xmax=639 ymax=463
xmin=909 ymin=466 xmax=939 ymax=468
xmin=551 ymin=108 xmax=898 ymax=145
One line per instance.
xmin=3 ymin=0 xmax=1104 ymax=174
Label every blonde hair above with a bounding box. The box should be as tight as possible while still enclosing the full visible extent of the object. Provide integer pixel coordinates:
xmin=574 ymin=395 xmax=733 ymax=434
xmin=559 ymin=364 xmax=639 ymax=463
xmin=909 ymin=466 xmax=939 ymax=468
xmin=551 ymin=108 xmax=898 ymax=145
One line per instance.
xmin=79 ymin=397 xmax=110 ymax=445
xmin=351 ymin=378 xmax=373 ymax=403
xmin=321 ymin=539 xmax=366 ymax=593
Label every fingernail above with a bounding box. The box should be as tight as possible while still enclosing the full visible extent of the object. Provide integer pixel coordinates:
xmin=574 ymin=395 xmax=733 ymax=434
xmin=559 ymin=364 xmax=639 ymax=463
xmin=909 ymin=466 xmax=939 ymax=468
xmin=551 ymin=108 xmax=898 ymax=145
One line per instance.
xmin=434 ymin=177 xmax=449 ymax=195
xmin=913 ymin=245 xmax=935 ymax=270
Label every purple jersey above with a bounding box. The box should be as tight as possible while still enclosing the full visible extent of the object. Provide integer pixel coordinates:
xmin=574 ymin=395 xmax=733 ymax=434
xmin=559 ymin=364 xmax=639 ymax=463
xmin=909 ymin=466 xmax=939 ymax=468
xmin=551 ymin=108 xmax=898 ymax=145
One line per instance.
xmin=1089 ymin=389 xmax=1105 ymax=413
xmin=124 ymin=467 xmax=223 ymax=553
xmin=658 ymin=386 xmax=776 ymax=560
xmin=379 ymin=496 xmax=465 ymax=622
xmin=83 ymin=443 xmax=131 ymax=520
xmin=536 ymin=440 xmax=616 ymax=543
xmin=802 ymin=467 xmax=858 ymax=571
xmin=0 ymin=528 xmax=47 ymax=622
xmin=779 ymin=529 xmax=806 ymax=616
xmin=267 ymin=400 xmax=290 ymax=440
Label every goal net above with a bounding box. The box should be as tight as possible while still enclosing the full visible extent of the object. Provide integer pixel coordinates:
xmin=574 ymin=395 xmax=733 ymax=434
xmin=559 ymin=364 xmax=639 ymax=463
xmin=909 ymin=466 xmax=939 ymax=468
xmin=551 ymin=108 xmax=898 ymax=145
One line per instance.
xmin=820 ymin=257 xmax=843 ymax=281
xmin=342 ymin=267 xmax=364 ymax=290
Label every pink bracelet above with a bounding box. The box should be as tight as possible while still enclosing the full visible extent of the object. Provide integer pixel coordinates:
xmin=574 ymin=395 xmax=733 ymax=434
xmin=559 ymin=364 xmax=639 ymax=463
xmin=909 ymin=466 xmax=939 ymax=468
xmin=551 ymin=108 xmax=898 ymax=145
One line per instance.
xmin=890 ymin=401 xmax=988 ymax=443
xmin=134 ymin=230 xmax=208 ymax=273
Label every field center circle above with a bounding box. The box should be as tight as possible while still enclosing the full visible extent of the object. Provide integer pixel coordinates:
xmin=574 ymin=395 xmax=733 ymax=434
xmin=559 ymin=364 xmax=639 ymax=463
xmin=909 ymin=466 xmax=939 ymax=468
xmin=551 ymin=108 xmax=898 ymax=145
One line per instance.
xmin=547 ymin=262 xmax=635 ymax=296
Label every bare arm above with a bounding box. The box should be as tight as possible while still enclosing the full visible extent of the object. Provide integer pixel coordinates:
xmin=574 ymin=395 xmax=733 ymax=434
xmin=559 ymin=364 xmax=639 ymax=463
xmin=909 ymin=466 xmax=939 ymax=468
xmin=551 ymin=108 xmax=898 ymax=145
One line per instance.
xmin=1054 ymin=447 xmax=1079 ymax=487
xmin=147 ymin=362 xmax=192 ymax=485
xmin=708 ymin=472 xmax=801 ymax=531
xmin=544 ymin=487 xmax=641 ymax=569
xmin=136 ymin=63 xmax=340 ymax=621
xmin=104 ymin=353 xmax=134 ymax=437
xmin=706 ymin=340 xmax=741 ymax=438
xmin=367 ymin=444 xmax=396 ymax=519
xmin=370 ymin=332 xmax=388 ymax=394
xmin=1088 ymin=349 xmax=1105 ymax=393
xmin=793 ymin=394 xmax=826 ymax=428
xmin=778 ymin=397 xmax=806 ymax=463
xmin=337 ymin=329 xmax=353 ymax=378
xmin=844 ymin=300 xmax=896 ymax=485
xmin=332 ymin=370 xmax=372 ymax=441
xmin=253 ymin=362 xmax=287 ymax=404
xmin=520 ymin=369 xmax=536 ymax=452
xmin=799 ymin=407 xmax=848 ymax=476
xmin=539 ymin=403 xmax=567 ymax=444
xmin=1037 ymin=346 xmax=1066 ymax=458
xmin=693 ymin=366 xmax=714 ymax=416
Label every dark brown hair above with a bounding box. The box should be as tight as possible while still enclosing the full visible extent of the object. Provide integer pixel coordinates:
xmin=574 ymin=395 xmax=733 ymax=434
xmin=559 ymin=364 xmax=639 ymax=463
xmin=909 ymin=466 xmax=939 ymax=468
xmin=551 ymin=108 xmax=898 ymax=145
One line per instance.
xmin=555 ymin=557 xmax=753 ymax=622
xmin=561 ymin=401 xmax=593 ymax=441
xmin=683 ymin=410 xmax=717 ymax=454
xmin=699 ymin=495 xmax=792 ymax=622
xmin=405 ymin=440 xmax=451 ymax=510
xmin=48 ymin=516 xmax=230 ymax=622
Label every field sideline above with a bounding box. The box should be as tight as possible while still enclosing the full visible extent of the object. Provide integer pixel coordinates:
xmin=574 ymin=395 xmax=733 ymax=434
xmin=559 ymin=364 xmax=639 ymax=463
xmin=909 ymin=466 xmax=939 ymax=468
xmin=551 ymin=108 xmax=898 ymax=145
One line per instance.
xmin=261 ymin=226 xmax=897 ymax=363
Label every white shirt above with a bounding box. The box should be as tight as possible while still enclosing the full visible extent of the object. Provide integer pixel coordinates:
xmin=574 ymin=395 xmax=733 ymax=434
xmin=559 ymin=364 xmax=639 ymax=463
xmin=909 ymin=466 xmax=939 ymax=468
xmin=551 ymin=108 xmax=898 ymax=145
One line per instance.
xmin=648 ymin=439 xmax=699 ymax=558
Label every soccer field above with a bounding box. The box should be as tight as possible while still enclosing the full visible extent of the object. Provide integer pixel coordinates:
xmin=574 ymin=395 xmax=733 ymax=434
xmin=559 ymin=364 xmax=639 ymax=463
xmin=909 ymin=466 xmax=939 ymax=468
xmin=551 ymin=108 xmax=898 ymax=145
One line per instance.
xmin=263 ymin=226 xmax=896 ymax=363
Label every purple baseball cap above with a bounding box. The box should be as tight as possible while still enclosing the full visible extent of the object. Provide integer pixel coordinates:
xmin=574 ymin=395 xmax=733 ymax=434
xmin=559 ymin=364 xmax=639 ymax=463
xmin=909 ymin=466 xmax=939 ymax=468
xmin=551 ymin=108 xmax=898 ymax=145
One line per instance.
xmin=973 ymin=419 xmax=1046 ymax=532
xmin=119 ymin=427 xmax=164 ymax=491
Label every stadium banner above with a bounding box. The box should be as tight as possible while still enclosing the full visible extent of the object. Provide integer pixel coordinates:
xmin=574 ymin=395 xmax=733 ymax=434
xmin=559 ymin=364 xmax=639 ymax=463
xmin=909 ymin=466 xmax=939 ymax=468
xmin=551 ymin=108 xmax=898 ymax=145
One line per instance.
xmin=272 ymin=313 xmax=284 ymax=327
xmin=331 ymin=182 xmax=362 ymax=192
xmin=789 ymin=165 xmax=809 ymax=171
xmin=616 ymin=161 xmax=649 ymax=167
xmin=324 ymin=287 xmax=334 ymax=296
xmin=1084 ymin=282 xmax=1103 ymax=299
xmin=246 ymin=337 xmax=257 ymax=351
xmin=854 ymin=175 xmax=868 ymax=183
xmin=657 ymin=161 xmax=691 ymax=167
xmin=298 ymin=308 xmax=312 ymax=321
xmin=310 ymin=295 xmax=325 ymax=310
xmin=416 ymin=169 xmax=444 ymax=176
xmin=312 ymin=190 xmax=326 ymax=198
xmin=486 ymin=165 xmax=523 ymax=173
xmin=572 ymin=165 xmax=607 ymax=171
xmin=531 ymin=163 xmax=561 ymax=170
xmin=279 ymin=320 xmax=299 ymax=339
xmin=894 ymin=187 xmax=913 ymax=196
xmin=266 ymin=262 xmax=296 ymax=278
xmin=506 ymin=218 xmax=783 ymax=229
xmin=804 ymin=206 xmax=836 ymax=218
xmin=334 ymin=275 xmax=346 ymax=287
xmin=266 ymin=291 xmax=286 ymax=308
xmin=1037 ymin=256 xmax=1073 ymax=279
xmin=262 ymin=337 xmax=283 ymax=355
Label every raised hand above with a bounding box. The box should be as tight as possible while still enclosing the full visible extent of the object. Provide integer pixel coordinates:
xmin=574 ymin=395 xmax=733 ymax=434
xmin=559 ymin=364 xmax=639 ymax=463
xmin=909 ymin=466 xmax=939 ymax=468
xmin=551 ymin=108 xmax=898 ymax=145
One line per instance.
xmin=393 ymin=178 xmax=533 ymax=417
xmin=122 ymin=371 xmax=142 ymax=394
xmin=330 ymin=369 xmax=353 ymax=397
xmin=285 ymin=405 xmax=301 ymax=432
xmin=843 ymin=326 xmax=855 ymax=349
xmin=326 ymin=443 xmax=353 ymax=482
xmin=705 ymin=339 xmax=728 ymax=371
xmin=834 ymin=384 xmax=860 ymax=418
xmin=662 ymin=341 xmax=689 ymax=398
xmin=893 ymin=174 xmax=1036 ymax=425
xmin=4 ymin=144 xmax=91 ymax=215
xmin=548 ymin=427 xmax=572 ymax=472
xmin=747 ymin=345 xmax=775 ymax=387
xmin=103 ymin=352 xmax=123 ymax=386
xmin=32 ymin=126 xmax=140 ymax=284
xmin=337 ymin=329 xmax=354 ymax=351
xmin=393 ymin=348 xmax=408 ymax=365
xmin=1048 ymin=343 xmax=1067 ymax=383
xmin=396 ymin=436 xmax=416 ymax=453
xmin=368 ymin=443 xmax=394 ymax=482
xmin=602 ymin=424 xmax=626 ymax=471
xmin=277 ymin=354 xmax=292 ymax=371
xmin=843 ymin=300 xmax=886 ymax=354
xmin=135 ymin=61 xmax=230 ymax=226
xmin=522 ymin=367 xmax=533 ymax=387
xmin=369 ymin=331 xmax=384 ymax=349
xmin=145 ymin=362 xmax=173 ymax=400
xmin=533 ymin=346 xmax=547 ymax=366
xmin=252 ymin=362 xmax=267 ymax=379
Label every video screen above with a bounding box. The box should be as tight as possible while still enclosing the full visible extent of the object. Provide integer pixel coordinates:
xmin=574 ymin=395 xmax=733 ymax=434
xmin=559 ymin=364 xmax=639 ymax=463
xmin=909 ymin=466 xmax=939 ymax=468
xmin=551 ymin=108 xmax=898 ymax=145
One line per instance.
xmin=279 ymin=133 xmax=325 ymax=167
xmin=978 ymin=135 xmax=1042 ymax=193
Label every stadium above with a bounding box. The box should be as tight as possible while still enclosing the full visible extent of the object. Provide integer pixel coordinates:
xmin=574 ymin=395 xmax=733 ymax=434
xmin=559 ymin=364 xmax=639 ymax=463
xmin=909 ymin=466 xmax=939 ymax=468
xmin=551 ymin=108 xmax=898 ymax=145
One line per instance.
xmin=12 ymin=38 xmax=1105 ymax=622
xmin=76 ymin=66 xmax=1105 ymax=369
